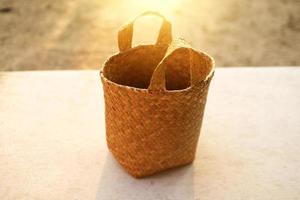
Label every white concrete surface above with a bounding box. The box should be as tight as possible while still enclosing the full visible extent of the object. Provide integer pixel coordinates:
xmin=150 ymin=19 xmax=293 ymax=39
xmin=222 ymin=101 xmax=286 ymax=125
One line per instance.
xmin=0 ymin=68 xmax=300 ymax=200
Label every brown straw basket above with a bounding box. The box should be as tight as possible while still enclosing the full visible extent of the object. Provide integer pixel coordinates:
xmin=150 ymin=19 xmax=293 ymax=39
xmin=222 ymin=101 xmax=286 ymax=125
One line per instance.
xmin=100 ymin=12 xmax=215 ymax=178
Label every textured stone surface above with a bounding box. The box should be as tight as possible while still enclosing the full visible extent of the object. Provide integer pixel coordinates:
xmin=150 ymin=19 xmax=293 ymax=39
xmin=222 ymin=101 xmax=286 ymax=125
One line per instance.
xmin=0 ymin=0 xmax=299 ymax=70
xmin=0 ymin=68 xmax=300 ymax=199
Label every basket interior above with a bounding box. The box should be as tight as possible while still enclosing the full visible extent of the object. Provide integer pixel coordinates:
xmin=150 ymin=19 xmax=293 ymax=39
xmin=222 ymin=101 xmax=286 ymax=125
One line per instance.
xmin=103 ymin=45 xmax=213 ymax=90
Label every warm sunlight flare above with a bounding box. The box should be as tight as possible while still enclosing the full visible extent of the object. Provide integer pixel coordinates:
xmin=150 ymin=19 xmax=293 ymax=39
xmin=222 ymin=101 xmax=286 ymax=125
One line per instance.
xmin=127 ymin=0 xmax=182 ymax=18
xmin=118 ymin=0 xmax=182 ymax=46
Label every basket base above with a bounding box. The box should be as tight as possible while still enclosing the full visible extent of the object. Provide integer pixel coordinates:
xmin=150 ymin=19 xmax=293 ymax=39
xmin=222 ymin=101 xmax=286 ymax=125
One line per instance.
xmin=110 ymin=151 xmax=196 ymax=178
xmin=133 ymin=161 xmax=195 ymax=179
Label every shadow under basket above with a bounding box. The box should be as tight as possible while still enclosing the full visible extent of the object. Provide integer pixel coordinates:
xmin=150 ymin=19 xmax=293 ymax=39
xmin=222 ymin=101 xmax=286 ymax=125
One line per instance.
xmin=100 ymin=12 xmax=214 ymax=178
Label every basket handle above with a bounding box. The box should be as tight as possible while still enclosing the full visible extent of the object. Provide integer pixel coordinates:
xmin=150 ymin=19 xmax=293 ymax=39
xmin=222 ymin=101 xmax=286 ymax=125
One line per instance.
xmin=118 ymin=11 xmax=172 ymax=52
xmin=148 ymin=39 xmax=208 ymax=91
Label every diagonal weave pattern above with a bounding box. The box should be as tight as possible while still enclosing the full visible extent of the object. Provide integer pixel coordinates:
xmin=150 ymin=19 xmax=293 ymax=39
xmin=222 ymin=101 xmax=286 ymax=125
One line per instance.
xmin=101 ymin=74 xmax=213 ymax=177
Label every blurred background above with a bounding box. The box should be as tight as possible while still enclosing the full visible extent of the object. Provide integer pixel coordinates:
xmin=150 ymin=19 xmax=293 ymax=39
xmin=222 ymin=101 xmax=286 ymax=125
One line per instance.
xmin=0 ymin=0 xmax=299 ymax=71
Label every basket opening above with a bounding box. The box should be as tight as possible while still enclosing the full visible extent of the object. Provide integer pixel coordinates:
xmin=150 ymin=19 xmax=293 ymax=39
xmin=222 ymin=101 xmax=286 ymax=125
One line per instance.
xmin=103 ymin=46 xmax=213 ymax=90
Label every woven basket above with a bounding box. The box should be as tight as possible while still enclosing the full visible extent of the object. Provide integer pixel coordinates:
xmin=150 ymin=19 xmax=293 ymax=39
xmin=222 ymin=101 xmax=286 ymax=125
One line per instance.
xmin=100 ymin=12 xmax=215 ymax=178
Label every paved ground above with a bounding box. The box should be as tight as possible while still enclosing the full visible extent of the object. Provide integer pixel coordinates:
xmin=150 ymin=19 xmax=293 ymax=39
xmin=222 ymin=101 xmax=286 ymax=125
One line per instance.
xmin=0 ymin=0 xmax=299 ymax=70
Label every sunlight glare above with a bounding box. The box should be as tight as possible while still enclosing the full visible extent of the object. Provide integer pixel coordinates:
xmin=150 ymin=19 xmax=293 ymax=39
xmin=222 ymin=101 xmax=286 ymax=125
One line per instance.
xmin=129 ymin=0 xmax=181 ymax=18
xmin=119 ymin=0 xmax=182 ymax=46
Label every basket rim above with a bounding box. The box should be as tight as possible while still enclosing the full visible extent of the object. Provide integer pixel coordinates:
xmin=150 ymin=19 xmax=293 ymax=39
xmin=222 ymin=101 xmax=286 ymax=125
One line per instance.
xmin=100 ymin=44 xmax=215 ymax=93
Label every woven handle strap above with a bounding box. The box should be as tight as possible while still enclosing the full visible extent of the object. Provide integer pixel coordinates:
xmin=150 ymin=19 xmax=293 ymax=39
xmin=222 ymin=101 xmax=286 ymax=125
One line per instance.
xmin=118 ymin=11 xmax=172 ymax=52
xmin=148 ymin=39 xmax=206 ymax=91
